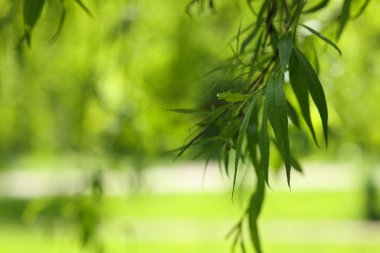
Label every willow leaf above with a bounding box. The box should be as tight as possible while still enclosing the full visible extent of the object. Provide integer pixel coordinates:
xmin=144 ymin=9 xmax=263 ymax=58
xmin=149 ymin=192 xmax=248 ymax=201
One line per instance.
xmin=303 ymin=0 xmax=330 ymax=13
xmin=286 ymin=100 xmax=301 ymax=129
xmin=167 ymin=108 xmax=208 ymax=115
xmin=74 ymin=0 xmax=94 ymax=18
xmin=289 ymin=48 xmax=318 ymax=144
xmin=353 ymin=0 xmax=371 ymax=19
xmin=337 ymin=0 xmax=351 ymax=40
xmin=278 ymin=32 xmax=293 ymax=70
xmin=223 ymin=144 xmax=230 ymax=177
xmin=266 ymin=71 xmax=291 ymax=185
xmin=240 ymin=1 xmax=268 ymax=54
xmin=217 ymin=91 xmax=251 ymax=103
xmin=233 ymin=95 xmax=257 ymax=195
xmin=248 ymin=178 xmax=265 ymax=253
xmin=247 ymin=105 xmax=260 ymax=170
xmin=291 ymin=156 xmax=303 ymax=173
xmin=302 ymin=24 xmax=341 ymax=55
xmin=23 ymin=0 xmax=45 ymax=47
xmin=49 ymin=7 xmax=66 ymax=44
xmin=293 ymin=48 xmax=328 ymax=146
xmin=259 ymin=104 xmax=270 ymax=184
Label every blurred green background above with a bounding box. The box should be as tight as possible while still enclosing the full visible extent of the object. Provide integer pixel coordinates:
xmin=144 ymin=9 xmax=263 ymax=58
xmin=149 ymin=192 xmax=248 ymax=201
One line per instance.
xmin=0 ymin=0 xmax=380 ymax=253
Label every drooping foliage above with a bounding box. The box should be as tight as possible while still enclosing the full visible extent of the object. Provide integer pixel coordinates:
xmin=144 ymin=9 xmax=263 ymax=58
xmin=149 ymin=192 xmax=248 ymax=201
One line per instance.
xmin=1 ymin=0 xmax=372 ymax=252
xmin=180 ymin=0 xmax=371 ymax=252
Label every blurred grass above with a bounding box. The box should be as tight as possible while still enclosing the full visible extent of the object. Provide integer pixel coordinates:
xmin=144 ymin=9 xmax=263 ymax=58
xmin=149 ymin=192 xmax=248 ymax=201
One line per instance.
xmin=0 ymin=190 xmax=369 ymax=220
xmin=1 ymin=190 xmax=380 ymax=253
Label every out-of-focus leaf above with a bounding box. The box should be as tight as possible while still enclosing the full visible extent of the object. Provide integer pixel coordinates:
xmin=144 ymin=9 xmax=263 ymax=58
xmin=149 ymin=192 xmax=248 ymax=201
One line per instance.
xmin=259 ymin=104 xmax=270 ymax=184
xmin=353 ymin=0 xmax=371 ymax=19
xmin=233 ymin=94 xmax=257 ymax=195
xmin=293 ymin=48 xmax=328 ymax=146
xmin=302 ymin=24 xmax=341 ymax=55
xmin=167 ymin=108 xmax=208 ymax=115
xmin=266 ymin=71 xmax=291 ymax=185
xmin=247 ymin=105 xmax=260 ymax=170
xmin=271 ymin=139 xmax=303 ymax=174
xmin=337 ymin=0 xmax=351 ymax=40
xmin=286 ymin=100 xmax=301 ymax=129
xmin=303 ymin=0 xmax=330 ymax=13
xmin=23 ymin=0 xmax=46 ymax=47
xmin=240 ymin=1 xmax=268 ymax=54
xmin=278 ymin=32 xmax=293 ymax=70
xmin=217 ymin=91 xmax=251 ymax=103
xmin=223 ymin=143 xmax=230 ymax=177
xmin=248 ymin=179 xmax=265 ymax=253
xmin=291 ymin=156 xmax=303 ymax=173
xmin=49 ymin=7 xmax=66 ymax=44
xmin=74 ymin=0 xmax=94 ymax=18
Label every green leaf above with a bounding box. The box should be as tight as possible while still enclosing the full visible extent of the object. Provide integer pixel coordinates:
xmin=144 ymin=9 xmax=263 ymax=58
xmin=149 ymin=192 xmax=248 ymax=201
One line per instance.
xmin=278 ymin=32 xmax=293 ymax=70
xmin=291 ymin=156 xmax=303 ymax=173
xmin=49 ymin=7 xmax=66 ymax=44
xmin=23 ymin=0 xmax=46 ymax=47
xmin=337 ymin=0 xmax=351 ymax=40
xmin=352 ymin=0 xmax=371 ymax=19
xmin=233 ymin=95 xmax=257 ymax=195
xmin=302 ymin=24 xmax=341 ymax=55
xmin=247 ymin=106 xmax=260 ymax=171
xmin=217 ymin=91 xmax=251 ymax=103
xmin=286 ymin=100 xmax=301 ymax=129
xmin=248 ymin=178 xmax=265 ymax=253
xmin=240 ymin=1 xmax=268 ymax=54
xmin=303 ymin=0 xmax=330 ymax=14
xmin=167 ymin=108 xmax=208 ymax=115
xmin=271 ymin=139 xmax=303 ymax=174
xmin=266 ymin=71 xmax=291 ymax=185
xmin=74 ymin=0 xmax=94 ymax=18
xmin=223 ymin=143 xmax=230 ymax=177
xmin=293 ymin=48 xmax=328 ymax=146
xmin=289 ymin=48 xmax=318 ymax=144
xmin=258 ymin=105 xmax=270 ymax=184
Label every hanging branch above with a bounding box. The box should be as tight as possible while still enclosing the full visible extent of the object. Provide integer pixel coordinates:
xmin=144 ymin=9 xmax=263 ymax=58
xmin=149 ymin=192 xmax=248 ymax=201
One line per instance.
xmin=179 ymin=0 xmax=371 ymax=252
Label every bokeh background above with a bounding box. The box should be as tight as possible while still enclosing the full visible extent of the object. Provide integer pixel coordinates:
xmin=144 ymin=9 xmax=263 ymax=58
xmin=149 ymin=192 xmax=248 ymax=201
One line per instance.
xmin=0 ymin=0 xmax=379 ymax=252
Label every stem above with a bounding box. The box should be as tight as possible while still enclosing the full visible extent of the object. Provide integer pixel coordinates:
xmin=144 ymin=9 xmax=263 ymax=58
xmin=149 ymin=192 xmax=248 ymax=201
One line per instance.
xmin=247 ymin=52 xmax=278 ymax=92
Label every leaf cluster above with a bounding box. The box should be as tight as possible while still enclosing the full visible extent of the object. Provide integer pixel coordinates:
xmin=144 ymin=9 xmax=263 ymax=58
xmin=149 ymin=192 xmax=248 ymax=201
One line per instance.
xmin=1 ymin=0 xmax=93 ymax=47
xmin=178 ymin=0 xmax=371 ymax=252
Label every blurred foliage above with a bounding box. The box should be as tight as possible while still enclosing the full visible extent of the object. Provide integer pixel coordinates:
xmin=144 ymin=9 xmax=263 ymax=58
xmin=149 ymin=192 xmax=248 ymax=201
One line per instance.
xmin=0 ymin=0 xmax=242 ymax=167
xmin=0 ymin=0 xmax=379 ymax=252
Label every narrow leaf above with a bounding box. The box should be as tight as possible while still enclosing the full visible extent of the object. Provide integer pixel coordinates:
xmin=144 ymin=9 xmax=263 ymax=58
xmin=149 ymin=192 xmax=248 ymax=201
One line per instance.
xmin=217 ymin=91 xmax=251 ymax=103
xmin=233 ymin=95 xmax=257 ymax=195
xmin=240 ymin=1 xmax=268 ymax=53
xmin=223 ymin=143 xmax=230 ymax=177
xmin=302 ymin=24 xmax=341 ymax=55
xmin=289 ymin=48 xmax=318 ymax=145
xmin=23 ymin=0 xmax=45 ymax=47
xmin=167 ymin=108 xmax=208 ymax=115
xmin=266 ymin=71 xmax=291 ymax=185
xmin=74 ymin=0 xmax=94 ymax=18
xmin=286 ymin=100 xmax=301 ymax=129
xmin=337 ymin=0 xmax=351 ymax=40
xmin=248 ymin=179 xmax=265 ymax=253
xmin=353 ymin=0 xmax=371 ymax=19
xmin=247 ymin=106 xmax=260 ymax=171
xmin=293 ymin=48 xmax=328 ymax=146
xmin=258 ymin=105 xmax=270 ymax=184
xmin=303 ymin=0 xmax=330 ymax=14
xmin=291 ymin=156 xmax=303 ymax=173
xmin=278 ymin=32 xmax=293 ymax=70
xmin=272 ymin=139 xmax=303 ymax=174
xmin=49 ymin=8 xmax=66 ymax=44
